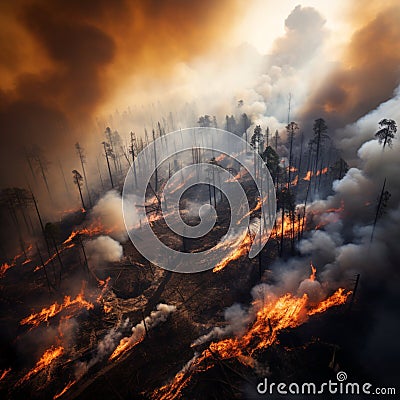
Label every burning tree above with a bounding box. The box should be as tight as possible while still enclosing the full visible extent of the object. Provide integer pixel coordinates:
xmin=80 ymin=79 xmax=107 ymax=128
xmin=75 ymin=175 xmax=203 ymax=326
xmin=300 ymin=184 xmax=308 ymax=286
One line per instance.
xmin=375 ymin=118 xmax=397 ymax=149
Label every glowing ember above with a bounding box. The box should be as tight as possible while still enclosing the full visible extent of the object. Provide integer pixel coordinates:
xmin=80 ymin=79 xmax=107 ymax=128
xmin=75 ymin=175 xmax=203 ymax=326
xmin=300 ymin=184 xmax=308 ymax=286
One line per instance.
xmin=53 ymin=380 xmax=76 ymax=399
xmin=290 ymin=175 xmax=299 ymax=186
xmin=17 ymin=346 xmax=64 ymax=385
xmin=0 ymin=368 xmax=11 ymax=381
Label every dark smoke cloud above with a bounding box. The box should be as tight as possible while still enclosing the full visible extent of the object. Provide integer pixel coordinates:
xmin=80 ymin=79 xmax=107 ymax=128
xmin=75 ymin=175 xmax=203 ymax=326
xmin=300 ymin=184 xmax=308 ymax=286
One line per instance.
xmin=0 ymin=0 xmax=242 ymax=188
xmin=300 ymin=4 xmax=400 ymax=128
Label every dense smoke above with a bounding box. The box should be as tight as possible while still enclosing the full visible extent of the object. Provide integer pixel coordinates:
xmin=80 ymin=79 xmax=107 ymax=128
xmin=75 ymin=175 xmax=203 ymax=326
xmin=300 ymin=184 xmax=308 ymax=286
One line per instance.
xmin=0 ymin=0 xmax=243 ymax=191
xmin=85 ymin=235 xmax=123 ymax=268
xmin=89 ymin=190 xmax=127 ymax=242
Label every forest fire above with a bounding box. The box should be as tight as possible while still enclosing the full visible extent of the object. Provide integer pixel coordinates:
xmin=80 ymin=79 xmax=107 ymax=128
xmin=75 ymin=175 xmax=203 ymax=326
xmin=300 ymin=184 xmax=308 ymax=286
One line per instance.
xmin=62 ymin=221 xmax=111 ymax=245
xmin=213 ymin=233 xmax=252 ymax=272
xmin=17 ymin=346 xmax=64 ymax=386
xmin=0 ymin=244 xmax=33 ymax=278
xmin=155 ymin=286 xmax=352 ymax=399
xmin=20 ymin=285 xmax=94 ymax=328
xmin=302 ymin=167 xmax=328 ymax=181
xmin=109 ymin=336 xmax=143 ymax=361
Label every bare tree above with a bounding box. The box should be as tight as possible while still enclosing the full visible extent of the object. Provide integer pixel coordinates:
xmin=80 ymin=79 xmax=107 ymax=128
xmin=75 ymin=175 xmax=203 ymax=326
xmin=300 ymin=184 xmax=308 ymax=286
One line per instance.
xmin=102 ymin=141 xmax=114 ymax=188
xmin=370 ymin=178 xmax=391 ymax=243
xmin=30 ymin=146 xmax=53 ymax=202
xmin=375 ymin=119 xmax=397 ymax=149
xmin=72 ymin=170 xmax=86 ymax=210
xmin=286 ymin=121 xmax=299 ymax=188
xmin=75 ymin=143 xmax=93 ymax=208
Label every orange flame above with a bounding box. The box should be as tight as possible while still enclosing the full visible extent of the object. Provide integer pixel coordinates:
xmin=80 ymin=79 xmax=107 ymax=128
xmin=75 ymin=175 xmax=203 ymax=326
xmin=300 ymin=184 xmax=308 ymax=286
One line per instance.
xmin=308 ymin=288 xmax=351 ymax=316
xmin=212 ymin=233 xmax=252 ymax=272
xmin=303 ymin=170 xmax=312 ymax=181
xmin=0 ymin=368 xmax=11 ymax=381
xmin=309 ymin=262 xmax=317 ymax=281
xmin=17 ymin=346 xmax=64 ymax=385
xmin=20 ymin=286 xmax=94 ymax=328
xmin=53 ymin=380 xmax=76 ymax=399
xmin=109 ymin=336 xmax=144 ymax=361
xmin=0 ymin=244 xmax=33 ymax=278
xmin=155 ymin=287 xmax=351 ymax=399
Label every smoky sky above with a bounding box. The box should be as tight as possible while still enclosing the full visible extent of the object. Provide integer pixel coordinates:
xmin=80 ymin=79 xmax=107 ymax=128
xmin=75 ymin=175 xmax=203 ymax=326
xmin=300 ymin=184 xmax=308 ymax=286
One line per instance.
xmin=300 ymin=4 xmax=400 ymax=129
xmin=0 ymin=0 xmax=241 ymax=188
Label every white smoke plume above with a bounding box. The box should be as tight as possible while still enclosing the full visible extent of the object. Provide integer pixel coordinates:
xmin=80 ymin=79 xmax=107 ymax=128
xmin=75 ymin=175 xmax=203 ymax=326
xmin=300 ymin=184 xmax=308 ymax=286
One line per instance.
xmin=85 ymin=235 xmax=123 ymax=268
xmin=192 ymin=303 xmax=252 ymax=346
xmin=89 ymin=190 xmax=128 ymax=242
xmin=113 ymin=303 xmax=176 ymax=355
xmin=75 ymin=318 xmax=130 ymax=379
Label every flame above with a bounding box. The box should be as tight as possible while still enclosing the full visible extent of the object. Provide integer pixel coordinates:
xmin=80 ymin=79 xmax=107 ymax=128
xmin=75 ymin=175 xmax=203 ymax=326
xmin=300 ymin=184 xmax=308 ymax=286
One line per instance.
xmin=290 ymin=175 xmax=299 ymax=186
xmin=309 ymin=262 xmax=317 ymax=281
xmin=155 ymin=287 xmax=351 ymax=399
xmin=0 ymin=244 xmax=33 ymax=278
xmin=17 ymin=346 xmax=64 ymax=385
xmin=316 ymin=167 xmax=329 ymax=176
xmin=313 ymin=200 xmax=345 ymax=230
xmin=109 ymin=336 xmax=144 ymax=361
xmin=0 ymin=368 xmax=11 ymax=381
xmin=53 ymin=380 xmax=76 ymax=399
xmin=302 ymin=168 xmax=328 ymax=181
xmin=63 ymin=222 xmax=109 ymax=245
xmin=212 ymin=233 xmax=252 ymax=272
xmin=308 ymin=288 xmax=351 ymax=316
xmin=0 ymin=263 xmax=11 ymax=278
xmin=303 ymin=170 xmax=312 ymax=181
xmin=237 ymin=198 xmax=262 ymax=225
xmin=34 ymin=221 xmax=113 ymax=273
xmin=274 ymin=212 xmax=302 ymax=238
xmin=20 ymin=285 xmax=94 ymax=328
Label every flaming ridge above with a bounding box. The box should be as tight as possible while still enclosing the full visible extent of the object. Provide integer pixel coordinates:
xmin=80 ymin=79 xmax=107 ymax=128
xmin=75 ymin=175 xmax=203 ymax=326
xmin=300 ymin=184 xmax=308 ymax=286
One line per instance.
xmin=53 ymin=380 xmax=76 ymax=399
xmin=20 ymin=287 xmax=94 ymax=328
xmin=154 ymin=288 xmax=351 ymax=399
xmin=0 ymin=244 xmax=33 ymax=278
xmin=17 ymin=346 xmax=64 ymax=386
